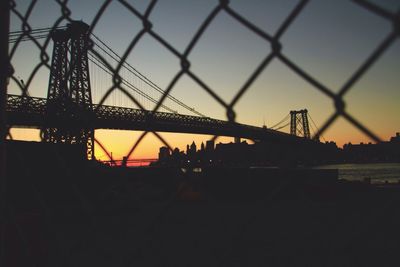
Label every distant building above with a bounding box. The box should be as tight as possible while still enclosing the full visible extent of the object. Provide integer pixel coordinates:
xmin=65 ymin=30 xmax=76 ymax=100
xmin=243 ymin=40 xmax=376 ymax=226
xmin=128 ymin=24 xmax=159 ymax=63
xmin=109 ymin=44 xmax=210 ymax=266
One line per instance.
xmin=390 ymin=132 xmax=400 ymax=143
xmin=188 ymin=141 xmax=197 ymax=157
xmin=158 ymin=146 xmax=170 ymax=161
xmin=206 ymin=140 xmax=215 ymax=152
xmin=155 ymin=133 xmax=400 ymax=167
xmin=200 ymin=142 xmax=205 ymax=151
xmin=214 ymin=141 xmax=254 ymax=166
xmin=342 ymin=133 xmax=400 ymax=163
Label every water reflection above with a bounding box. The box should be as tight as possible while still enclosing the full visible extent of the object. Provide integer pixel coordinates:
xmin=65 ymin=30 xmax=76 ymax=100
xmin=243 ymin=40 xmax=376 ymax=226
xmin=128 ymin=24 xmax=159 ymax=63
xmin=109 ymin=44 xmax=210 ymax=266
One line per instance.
xmin=314 ymin=163 xmax=400 ymax=184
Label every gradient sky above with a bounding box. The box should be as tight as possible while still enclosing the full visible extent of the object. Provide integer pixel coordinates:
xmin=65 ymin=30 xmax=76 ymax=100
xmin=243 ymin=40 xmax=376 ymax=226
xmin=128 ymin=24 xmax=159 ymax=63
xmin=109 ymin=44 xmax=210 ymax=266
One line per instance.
xmin=8 ymin=0 xmax=400 ymax=160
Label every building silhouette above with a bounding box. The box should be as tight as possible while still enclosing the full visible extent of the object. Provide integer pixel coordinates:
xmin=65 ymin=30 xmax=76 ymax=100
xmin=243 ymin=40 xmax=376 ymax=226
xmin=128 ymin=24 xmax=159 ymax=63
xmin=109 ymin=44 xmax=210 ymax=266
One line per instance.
xmin=342 ymin=132 xmax=400 ymax=163
xmin=156 ymin=133 xmax=400 ymax=167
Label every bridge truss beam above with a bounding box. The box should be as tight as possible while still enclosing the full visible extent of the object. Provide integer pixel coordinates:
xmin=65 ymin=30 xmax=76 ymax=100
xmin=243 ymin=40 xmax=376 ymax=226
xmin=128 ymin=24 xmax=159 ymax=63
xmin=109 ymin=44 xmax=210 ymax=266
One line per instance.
xmin=7 ymin=94 xmax=308 ymax=146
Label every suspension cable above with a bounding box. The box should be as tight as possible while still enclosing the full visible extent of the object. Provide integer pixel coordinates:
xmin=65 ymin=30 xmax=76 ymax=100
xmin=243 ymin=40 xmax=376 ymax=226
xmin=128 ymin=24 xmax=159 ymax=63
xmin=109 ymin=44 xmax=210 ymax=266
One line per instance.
xmin=8 ymin=26 xmax=66 ymax=36
xmin=10 ymin=27 xmax=206 ymax=117
xmin=308 ymin=113 xmax=326 ymax=141
xmin=270 ymin=113 xmax=290 ymax=129
xmin=274 ymin=122 xmax=290 ymax=131
xmin=88 ymin=52 xmax=177 ymax=113
xmin=8 ymin=26 xmax=66 ymax=43
xmin=91 ymin=33 xmax=206 ymax=117
xmin=9 ymin=33 xmax=48 ymax=43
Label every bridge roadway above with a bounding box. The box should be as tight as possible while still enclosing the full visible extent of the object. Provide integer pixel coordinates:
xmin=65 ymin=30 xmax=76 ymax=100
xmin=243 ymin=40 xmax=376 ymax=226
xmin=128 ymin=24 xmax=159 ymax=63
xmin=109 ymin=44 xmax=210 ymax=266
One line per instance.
xmin=6 ymin=94 xmax=304 ymax=144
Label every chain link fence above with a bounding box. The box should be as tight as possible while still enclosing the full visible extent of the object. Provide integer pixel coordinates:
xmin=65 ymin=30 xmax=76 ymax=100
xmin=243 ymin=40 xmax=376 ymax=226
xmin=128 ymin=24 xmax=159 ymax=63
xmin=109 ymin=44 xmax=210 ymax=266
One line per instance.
xmin=1 ymin=0 xmax=400 ymax=266
xmin=4 ymin=0 xmax=400 ymax=160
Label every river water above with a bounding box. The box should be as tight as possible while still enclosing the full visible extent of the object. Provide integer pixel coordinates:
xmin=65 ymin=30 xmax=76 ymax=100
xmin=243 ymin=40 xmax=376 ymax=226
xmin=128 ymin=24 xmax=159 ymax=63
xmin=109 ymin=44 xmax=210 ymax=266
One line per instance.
xmin=314 ymin=163 xmax=400 ymax=183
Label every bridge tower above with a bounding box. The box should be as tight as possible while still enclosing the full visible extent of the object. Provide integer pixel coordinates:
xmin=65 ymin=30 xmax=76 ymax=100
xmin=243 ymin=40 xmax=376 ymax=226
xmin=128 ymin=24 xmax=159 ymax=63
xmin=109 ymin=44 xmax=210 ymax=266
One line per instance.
xmin=42 ymin=21 xmax=94 ymax=160
xmin=290 ymin=109 xmax=310 ymax=139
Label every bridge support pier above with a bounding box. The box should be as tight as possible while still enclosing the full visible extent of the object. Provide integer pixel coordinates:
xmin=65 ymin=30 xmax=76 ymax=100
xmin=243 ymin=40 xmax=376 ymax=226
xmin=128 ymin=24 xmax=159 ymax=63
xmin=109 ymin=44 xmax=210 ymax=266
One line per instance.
xmin=290 ymin=109 xmax=311 ymax=139
xmin=43 ymin=21 xmax=94 ymax=160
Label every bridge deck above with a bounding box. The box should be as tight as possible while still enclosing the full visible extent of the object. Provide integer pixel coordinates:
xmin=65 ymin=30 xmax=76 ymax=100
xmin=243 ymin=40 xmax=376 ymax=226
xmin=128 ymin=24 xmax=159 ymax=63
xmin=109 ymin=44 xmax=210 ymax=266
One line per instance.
xmin=6 ymin=94 xmax=301 ymax=143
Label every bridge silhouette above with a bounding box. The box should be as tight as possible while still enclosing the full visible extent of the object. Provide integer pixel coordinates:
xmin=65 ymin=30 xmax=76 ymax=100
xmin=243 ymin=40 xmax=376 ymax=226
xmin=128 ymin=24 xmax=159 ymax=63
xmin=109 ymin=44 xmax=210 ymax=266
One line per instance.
xmin=6 ymin=21 xmax=311 ymax=160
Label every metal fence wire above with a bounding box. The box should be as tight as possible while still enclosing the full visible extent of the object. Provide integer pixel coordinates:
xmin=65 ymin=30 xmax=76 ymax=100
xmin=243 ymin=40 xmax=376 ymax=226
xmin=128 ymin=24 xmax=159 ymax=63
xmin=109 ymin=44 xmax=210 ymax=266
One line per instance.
xmin=3 ymin=0 xmax=400 ymax=161
xmin=1 ymin=0 xmax=400 ymax=266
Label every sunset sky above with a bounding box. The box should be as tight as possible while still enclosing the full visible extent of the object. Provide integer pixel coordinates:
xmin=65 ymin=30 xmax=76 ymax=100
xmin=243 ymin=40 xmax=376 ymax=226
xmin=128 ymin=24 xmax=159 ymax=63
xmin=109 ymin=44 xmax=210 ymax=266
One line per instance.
xmin=8 ymin=0 xmax=400 ymax=160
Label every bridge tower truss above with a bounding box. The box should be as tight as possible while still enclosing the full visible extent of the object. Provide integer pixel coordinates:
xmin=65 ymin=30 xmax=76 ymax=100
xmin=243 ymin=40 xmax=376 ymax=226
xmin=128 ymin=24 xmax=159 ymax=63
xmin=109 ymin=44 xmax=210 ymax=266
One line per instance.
xmin=42 ymin=21 xmax=94 ymax=160
xmin=42 ymin=28 xmax=70 ymax=145
xmin=290 ymin=109 xmax=311 ymax=139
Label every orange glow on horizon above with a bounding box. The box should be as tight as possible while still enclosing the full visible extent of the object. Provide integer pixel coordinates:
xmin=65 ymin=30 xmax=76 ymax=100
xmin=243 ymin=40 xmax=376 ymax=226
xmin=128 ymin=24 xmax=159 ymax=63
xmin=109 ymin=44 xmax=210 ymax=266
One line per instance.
xmin=8 ymin=127 xmax=399 ymax=161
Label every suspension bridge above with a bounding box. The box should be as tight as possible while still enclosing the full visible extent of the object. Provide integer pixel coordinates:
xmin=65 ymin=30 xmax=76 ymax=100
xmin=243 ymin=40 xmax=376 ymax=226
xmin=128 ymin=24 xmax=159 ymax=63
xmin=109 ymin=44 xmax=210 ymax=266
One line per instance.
xmin=7 ymin=21 xmax=318 ymax=160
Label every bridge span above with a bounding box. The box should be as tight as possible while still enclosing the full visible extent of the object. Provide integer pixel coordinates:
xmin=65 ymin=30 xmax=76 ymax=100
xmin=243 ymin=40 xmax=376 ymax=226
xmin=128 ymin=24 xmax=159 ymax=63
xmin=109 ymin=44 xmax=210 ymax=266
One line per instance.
xmin=6 ymin=94 xmax=305 ymax=144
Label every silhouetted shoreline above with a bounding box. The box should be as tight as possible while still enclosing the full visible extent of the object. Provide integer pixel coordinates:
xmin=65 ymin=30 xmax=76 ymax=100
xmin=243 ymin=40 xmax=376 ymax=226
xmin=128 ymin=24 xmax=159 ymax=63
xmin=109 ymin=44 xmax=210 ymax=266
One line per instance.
xmin=4 ymin=140 xmax=400 ymax=266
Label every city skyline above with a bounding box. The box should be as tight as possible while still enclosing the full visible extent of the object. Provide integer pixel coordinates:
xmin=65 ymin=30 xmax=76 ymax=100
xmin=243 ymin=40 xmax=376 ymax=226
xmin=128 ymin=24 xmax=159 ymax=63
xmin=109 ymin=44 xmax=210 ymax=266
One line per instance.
xmin=8 ymin=0 xmax=400 ymax=160
xmin=155 ymin=131 xmax=400 ymax=169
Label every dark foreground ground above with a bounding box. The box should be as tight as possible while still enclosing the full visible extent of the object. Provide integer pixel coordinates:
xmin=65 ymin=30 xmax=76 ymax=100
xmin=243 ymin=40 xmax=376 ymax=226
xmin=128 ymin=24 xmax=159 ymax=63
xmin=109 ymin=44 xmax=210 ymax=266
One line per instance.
xmin=4 ymin=141 xmax=400 ymax=267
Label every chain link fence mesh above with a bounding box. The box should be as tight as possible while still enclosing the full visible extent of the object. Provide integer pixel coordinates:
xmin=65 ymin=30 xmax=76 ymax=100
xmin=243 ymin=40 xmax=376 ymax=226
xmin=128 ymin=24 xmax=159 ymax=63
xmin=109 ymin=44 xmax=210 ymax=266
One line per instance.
xmin=4 ymin=0 xmax=400 ymax=161
xmin=1 ymin=0 xmax=400 ymax=265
